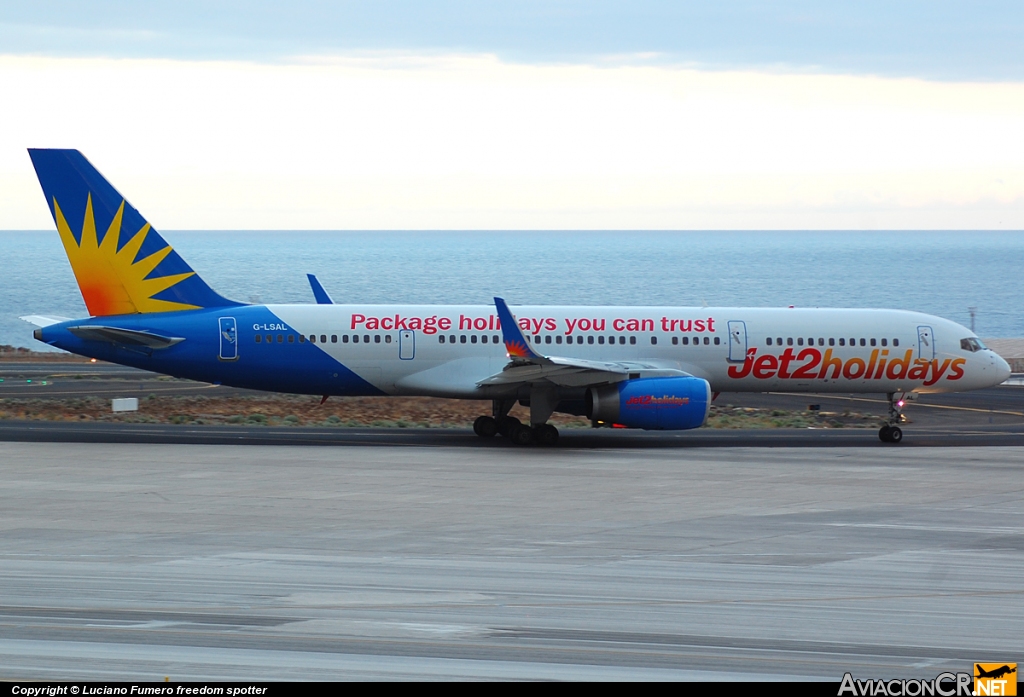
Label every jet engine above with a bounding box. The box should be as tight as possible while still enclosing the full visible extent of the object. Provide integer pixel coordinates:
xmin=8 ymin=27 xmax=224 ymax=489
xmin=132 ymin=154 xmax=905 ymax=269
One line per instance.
xmin=585 ymin=376 xmax=711 ymax=430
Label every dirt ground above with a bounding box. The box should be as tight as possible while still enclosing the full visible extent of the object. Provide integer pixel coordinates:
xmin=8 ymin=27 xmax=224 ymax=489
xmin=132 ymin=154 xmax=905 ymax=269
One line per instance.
xmin=0 ymin=349 xmax=881 ymax=429
xmin=0 ymin=392 xmax=880 ymax=429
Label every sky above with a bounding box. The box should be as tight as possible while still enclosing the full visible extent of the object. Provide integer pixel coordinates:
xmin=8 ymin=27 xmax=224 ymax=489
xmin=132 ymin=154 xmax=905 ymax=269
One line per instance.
xmin=2 ymin=1 xmax=1024 ymax=229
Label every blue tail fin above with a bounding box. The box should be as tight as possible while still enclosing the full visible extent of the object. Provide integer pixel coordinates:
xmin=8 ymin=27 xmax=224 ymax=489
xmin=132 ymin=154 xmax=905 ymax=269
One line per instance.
xmin=28 ymin=149 xmax=240 ymax=316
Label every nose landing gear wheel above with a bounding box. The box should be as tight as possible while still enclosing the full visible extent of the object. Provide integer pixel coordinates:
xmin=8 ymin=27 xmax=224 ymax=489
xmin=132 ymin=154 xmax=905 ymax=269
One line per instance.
xmin=879 ymin=393 xmax=906 ymax=444
xmin=878 ymin=425 xmax=903 ymax=443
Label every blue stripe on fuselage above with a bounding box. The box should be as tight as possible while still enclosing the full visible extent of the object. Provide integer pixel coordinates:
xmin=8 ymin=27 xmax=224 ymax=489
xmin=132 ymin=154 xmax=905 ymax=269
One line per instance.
xmin=38 ymin=306 xmax=384 ymax=396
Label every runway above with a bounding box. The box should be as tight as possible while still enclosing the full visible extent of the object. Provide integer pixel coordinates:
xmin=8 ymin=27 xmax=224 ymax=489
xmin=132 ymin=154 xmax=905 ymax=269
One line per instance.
xmin=0 ymin=442 xmax=1021 ymax=680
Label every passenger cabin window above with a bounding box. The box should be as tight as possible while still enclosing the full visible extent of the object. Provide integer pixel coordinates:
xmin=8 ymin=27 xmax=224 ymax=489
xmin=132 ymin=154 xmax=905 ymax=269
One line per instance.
xmin=630 ymin=336 xmax=637 ymax=345
xmin=870 ymin=338 xmax=876 ymax=347
xmin=766 ymin=337 xmax=773 ymax=346
xmin=299 ymin=335 xmax=305 ymax=343
xmin=460 ymin=335 xmax=467 ymax=344
xmin=651 ymin=336 xmax=657 ymax=345
xmin=829 ymin=338 xmax=835 ymax=346
xmin=439 ymin=335 xmax=446 ymax=343
xmin=787 ymin=338 xmax=793 ymax=346
xmin=797 ymin=338 xmax=804 ymax=346
xmin=672 ymin=336 xmax=679 ymax=345
xmin=588 ymin=336 xmax=595 ymax=344
xmin=839 ymin=338 xmax=845 ymax=346
xmin=893 ymin=338 xmax=899 ymax=347
xmin=375 ymin=335 xmax=381 ymax=344
xmin=713 ymin=336 xmax=720 ymax=345
xmin=598 ymin=336 xmax=605 ymax=345
xmin=255 ymin=334 xmax=262 ymax=343
xmin=342 ymin=335 xmax=349 ymax=343
xmin=703 ymin=337 xmax=710 ymax=345
xmin=881 ymin=338 xmax=887 ymax=347
xmin=682 ymin=337 xmax=689 ymax=345
xmin=859 ymin=338 xmax=866 ymax=346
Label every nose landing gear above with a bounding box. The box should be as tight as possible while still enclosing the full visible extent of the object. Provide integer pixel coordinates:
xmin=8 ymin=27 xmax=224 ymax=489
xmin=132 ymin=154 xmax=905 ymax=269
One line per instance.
xmin=879 ymin=392 xmax=905 ymax=443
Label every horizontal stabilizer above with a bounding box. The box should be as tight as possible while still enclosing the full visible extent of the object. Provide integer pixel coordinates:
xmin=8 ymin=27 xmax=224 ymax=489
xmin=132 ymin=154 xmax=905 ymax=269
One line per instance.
xmin=20 ymin=315 xmax=72 ymax=328
xmin=67 ymin=325 xmax=185 ymax=349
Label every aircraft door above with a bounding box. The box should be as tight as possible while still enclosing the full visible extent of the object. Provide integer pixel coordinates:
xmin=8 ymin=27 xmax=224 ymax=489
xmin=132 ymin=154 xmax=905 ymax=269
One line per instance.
xmin=218 ymin=317 xmax=238 ymax=361
xmin=727 ymin=321 xmax=747 ymax=362
xmin=917 ymin=325 xmax=934 ymax=361
xmin=399 ymin=330 xmax=415 ymax=360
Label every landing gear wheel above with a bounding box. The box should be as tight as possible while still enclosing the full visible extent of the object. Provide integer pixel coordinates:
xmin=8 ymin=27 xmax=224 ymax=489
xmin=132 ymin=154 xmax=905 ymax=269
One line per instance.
xmin=879 ymin=392 xmax=906 ymax=444
xmin=473 ymin=415 xmax=497 ymax=438
xmin=497 ymin=416 xmax=521 ymax=438
xmin=510 ymin=423 xmax=534 ymax=446
xmin=534 ymin=424 xmax=559 ymax=447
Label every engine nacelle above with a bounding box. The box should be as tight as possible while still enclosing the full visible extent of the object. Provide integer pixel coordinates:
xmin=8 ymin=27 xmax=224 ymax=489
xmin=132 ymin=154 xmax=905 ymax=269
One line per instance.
xmin=586 ymin=376 xmax=711 ymax=430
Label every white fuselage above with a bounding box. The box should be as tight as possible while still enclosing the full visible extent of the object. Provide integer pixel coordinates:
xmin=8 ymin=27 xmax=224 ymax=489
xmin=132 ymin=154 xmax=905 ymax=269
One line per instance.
xmin=262 ymin=304 xmax=1010 ymax=398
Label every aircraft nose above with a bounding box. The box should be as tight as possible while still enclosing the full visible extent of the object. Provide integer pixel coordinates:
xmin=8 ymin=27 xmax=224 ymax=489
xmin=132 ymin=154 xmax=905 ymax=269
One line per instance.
xmin=993 ymin=353 xmax=1012 ymax=385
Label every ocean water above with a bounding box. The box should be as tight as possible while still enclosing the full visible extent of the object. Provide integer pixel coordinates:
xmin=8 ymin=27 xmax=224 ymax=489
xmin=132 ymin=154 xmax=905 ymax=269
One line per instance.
xmin=1 ymin=230 xmax=1022 ymax=350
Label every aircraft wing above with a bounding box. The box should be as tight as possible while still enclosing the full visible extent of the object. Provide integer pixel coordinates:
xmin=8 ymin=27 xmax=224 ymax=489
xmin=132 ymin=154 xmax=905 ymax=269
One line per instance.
xmin=478 ymin=297 xmax=691 ymax=387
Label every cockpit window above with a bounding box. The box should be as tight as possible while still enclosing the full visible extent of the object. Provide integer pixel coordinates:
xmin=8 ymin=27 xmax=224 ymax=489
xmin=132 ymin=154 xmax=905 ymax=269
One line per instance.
xmin=960 ymin=337 xmax=986 ymax=352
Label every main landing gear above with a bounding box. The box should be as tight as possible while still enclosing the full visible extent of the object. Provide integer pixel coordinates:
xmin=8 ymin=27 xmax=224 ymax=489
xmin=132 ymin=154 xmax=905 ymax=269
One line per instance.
xmin=473 ymin=399 xmax=560 ymax=446
xmin=879 ymin=392 xmax=905 ymax=444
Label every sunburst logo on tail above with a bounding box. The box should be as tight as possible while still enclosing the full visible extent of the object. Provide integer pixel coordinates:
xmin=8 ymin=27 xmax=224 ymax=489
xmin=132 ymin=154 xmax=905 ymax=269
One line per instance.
xmin=53 ymin=194 xmax=198 ymax=316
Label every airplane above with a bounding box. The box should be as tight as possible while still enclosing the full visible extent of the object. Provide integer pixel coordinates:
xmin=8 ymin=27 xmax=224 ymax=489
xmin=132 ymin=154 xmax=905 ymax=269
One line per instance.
xmin=976 ymin=665 xmax=1016 ymax=680
xmin=21 ymin=149 xmax=1012 ymax=446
